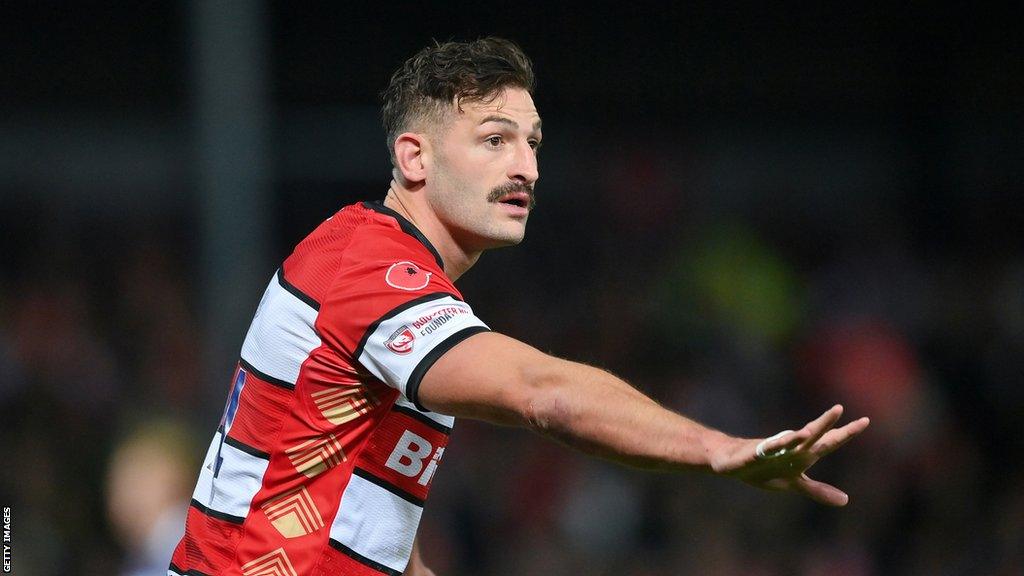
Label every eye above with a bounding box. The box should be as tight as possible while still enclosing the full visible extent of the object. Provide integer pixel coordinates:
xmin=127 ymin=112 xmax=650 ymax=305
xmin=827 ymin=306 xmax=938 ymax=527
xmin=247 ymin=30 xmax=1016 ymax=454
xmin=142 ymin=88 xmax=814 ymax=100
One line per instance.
xmin=528 ymin=139 xmax=541 ymax=150
xmin=486 ymin=135 xmax=503 ymax=147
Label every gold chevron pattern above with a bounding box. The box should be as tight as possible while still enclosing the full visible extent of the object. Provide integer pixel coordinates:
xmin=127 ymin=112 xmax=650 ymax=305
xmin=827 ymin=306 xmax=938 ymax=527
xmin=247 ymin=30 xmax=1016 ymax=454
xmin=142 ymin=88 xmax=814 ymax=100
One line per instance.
xmin=241 ymin=548 xmax=298 ymax=576
xmin=311 ymin=385 xmax=379 ymax=425
xmin=261 ymin=487 xmax=324 ymax=538
xmin=285 ymin=434 xmax=346 ymax=478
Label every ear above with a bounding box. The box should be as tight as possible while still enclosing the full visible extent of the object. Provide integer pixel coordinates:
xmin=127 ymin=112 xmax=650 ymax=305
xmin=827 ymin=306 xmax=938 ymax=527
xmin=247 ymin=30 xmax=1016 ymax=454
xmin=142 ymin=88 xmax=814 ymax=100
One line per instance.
xmin=394 ymin=132 xmax=429 ymax=185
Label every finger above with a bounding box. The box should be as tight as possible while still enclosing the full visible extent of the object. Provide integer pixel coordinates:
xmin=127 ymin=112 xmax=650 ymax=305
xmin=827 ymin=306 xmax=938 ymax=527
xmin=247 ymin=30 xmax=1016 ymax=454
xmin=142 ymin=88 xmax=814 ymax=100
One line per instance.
xmin=811 ymin=416 xmax=870 ymax=456
xmin=795 ymin=473 xmax=849 ymax=507
xmin=758 ymin=429 xmax=807 ymax=458
xmin=776 ymin=431 xmax=809 ymax=453
xmin=799 ymin=405 xmax=844 ymax=450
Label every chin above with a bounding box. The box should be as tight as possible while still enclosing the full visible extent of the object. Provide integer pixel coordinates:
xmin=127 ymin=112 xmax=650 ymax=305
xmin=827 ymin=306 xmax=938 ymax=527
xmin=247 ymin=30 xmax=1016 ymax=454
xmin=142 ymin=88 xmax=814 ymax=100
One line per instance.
xmin=483 ymin=234 xmax=525 ymax=250
xmin=479 ymin=227 xmax=526 ymax=250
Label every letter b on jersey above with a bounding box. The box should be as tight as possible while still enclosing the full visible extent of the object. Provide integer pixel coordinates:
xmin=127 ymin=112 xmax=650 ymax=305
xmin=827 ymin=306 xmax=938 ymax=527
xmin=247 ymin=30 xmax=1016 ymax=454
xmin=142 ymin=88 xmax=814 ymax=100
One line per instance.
xmin=385 ymin=430 xmax=443 ymax=486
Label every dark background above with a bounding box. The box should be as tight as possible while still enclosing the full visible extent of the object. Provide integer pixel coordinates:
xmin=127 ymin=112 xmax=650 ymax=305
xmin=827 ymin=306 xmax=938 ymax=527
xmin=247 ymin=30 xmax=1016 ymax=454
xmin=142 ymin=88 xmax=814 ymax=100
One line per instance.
xmin=1 ymin=2 xmax=1022 ymax=574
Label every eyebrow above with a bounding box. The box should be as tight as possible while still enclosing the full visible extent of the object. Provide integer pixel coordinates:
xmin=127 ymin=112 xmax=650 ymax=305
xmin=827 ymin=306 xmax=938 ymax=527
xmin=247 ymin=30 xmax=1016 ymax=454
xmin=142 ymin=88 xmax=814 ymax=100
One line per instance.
xmin=479 ymin=115 xmax=543 ymax=132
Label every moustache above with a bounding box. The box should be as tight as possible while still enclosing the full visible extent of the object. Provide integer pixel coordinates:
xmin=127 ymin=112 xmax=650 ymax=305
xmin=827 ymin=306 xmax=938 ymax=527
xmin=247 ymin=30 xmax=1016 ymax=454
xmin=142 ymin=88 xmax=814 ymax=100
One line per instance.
xmin=487 ymin=182 xmax=536 ymax=210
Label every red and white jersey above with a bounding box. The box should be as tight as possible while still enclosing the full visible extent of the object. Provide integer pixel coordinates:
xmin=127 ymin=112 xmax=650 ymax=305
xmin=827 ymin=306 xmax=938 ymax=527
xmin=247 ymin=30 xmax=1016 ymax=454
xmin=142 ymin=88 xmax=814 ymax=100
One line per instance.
xmin=170 ymin=201 xmax=489 ymax=576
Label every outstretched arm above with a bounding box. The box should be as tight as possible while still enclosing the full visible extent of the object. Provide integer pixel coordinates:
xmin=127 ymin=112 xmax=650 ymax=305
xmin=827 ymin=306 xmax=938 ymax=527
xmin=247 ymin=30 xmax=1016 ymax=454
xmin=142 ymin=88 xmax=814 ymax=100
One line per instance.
xmin=418 ymin=331 xmax=869 ymax=506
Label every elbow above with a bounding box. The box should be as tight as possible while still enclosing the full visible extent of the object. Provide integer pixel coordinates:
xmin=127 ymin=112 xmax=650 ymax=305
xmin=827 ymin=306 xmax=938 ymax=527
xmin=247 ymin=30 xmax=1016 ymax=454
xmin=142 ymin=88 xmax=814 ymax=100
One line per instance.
xmin=520 ymin=371 xmax=576 ymax=435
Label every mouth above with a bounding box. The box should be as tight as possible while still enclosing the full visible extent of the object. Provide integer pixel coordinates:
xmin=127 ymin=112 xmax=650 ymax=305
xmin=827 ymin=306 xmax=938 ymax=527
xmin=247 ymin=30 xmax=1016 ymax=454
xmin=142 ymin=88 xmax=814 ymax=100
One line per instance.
xmin=494 ymin=191 xmax=532 ymax=210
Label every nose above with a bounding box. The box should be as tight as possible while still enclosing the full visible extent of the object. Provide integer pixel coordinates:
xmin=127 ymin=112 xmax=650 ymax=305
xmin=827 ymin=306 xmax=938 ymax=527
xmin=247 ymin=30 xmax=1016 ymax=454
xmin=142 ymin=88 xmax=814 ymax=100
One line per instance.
xmin=509 ymin=141 xmax=539 ymax=185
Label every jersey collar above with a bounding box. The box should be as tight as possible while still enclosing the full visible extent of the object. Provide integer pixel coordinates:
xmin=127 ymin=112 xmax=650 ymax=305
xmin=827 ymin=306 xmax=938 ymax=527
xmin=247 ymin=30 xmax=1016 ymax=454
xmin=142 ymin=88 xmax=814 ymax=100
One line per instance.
xmin=363 ymin=201 xmax=446 ymax=270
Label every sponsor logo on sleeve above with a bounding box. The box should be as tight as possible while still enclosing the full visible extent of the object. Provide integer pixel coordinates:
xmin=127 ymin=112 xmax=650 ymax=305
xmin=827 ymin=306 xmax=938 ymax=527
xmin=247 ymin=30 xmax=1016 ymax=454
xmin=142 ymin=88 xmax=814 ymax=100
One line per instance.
xmin=410 ymin=305 xmax=470 ymax=335
xmin=383 ymin=304 xmax=474 ymax=355
xmin=385 ymin=326 xmax=416 ymax=355
xmin=385 ymin=261 xmax=432 ymax=291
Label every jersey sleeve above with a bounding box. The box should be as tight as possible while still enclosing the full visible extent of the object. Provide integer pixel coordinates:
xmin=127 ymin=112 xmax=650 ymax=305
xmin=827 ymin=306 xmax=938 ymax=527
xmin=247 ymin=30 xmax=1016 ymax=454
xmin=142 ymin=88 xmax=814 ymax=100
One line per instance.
xmin=316 ymin=230 xmax=489 ymax=410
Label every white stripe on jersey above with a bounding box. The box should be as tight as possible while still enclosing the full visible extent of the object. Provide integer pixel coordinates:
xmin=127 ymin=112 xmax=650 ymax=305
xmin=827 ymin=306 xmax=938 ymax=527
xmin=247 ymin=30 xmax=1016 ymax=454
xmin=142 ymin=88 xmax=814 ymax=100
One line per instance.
xmin=358 ymin=296 xmax=487 ymax=398
xmin=241 ymin=272 xmax=321 ymax=386
xmin=192 ymin=430 xmax=269 ymax=520
xmin=329 ymin=473 xmax=423 ymax=574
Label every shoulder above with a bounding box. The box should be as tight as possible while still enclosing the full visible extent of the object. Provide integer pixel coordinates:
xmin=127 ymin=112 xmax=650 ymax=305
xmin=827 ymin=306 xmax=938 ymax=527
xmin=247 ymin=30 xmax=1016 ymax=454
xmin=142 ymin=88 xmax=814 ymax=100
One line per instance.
xmin=345 ymin=202 xmax=446 ymax=271
xmin=281 ymin=201 xmax=457 ymax=307
xmin=315 ymin=205 xmax=465 ymax=340
xmin=335 ymin=221 xmax=454 ymax=298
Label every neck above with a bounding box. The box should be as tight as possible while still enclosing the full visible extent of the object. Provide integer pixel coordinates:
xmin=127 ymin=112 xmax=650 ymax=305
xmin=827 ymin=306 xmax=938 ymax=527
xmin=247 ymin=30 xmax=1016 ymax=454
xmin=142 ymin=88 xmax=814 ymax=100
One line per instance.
xmin=382 ymin=179 xmax=481 ymax=282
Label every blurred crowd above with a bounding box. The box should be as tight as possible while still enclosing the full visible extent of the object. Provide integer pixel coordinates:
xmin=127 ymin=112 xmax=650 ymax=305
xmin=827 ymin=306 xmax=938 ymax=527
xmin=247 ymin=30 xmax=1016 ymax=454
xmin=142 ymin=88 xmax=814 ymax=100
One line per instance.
xmin=2 ymin=5 xmax=1022 ymax=575
xmin=1 ymin=165 xmax=1020 ymax=574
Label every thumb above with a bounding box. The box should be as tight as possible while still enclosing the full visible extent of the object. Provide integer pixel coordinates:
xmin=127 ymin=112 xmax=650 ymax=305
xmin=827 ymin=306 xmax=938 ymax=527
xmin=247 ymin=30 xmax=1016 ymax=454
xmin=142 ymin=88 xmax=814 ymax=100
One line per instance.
xmin=796 ymin=474 xmax=849 ymax=507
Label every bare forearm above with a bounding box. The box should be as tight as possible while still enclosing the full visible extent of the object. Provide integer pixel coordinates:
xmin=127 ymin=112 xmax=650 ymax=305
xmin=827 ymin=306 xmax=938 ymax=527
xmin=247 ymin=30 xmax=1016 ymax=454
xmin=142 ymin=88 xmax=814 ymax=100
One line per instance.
xmin=525 ymin=360 xmax=738 ymax=472
xmin=419 ymin=333 xmax=740 ymax=472
xmin=419 ymin=332 xmax=870 ymax=506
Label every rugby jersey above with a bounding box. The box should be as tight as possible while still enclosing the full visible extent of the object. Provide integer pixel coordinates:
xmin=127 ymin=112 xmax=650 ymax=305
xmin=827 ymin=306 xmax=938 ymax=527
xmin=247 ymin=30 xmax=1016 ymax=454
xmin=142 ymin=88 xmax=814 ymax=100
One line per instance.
xmin=169 ymin=201 xmax=488 ymax=576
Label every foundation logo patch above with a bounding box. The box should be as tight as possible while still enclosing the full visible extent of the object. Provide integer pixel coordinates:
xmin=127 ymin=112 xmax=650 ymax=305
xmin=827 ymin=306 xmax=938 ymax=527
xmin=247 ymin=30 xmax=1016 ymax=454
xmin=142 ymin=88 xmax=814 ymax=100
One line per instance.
xmin=385 ymin=325 xmax=416 ymax=355
xmin=386 ymin=261 xmax=432 ymax=291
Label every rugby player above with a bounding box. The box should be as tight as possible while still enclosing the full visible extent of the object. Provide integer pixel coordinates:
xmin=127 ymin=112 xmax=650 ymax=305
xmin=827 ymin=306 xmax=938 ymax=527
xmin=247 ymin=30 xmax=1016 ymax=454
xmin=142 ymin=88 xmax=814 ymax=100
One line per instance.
xmin=170 ymin=37 xmax=869 ymax=576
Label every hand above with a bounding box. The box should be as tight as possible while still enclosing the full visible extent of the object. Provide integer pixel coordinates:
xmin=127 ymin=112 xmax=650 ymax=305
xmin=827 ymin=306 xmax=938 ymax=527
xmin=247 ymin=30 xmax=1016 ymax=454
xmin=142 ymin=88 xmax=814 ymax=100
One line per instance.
xmin=711 ymin=405 xmax=870 ymax=506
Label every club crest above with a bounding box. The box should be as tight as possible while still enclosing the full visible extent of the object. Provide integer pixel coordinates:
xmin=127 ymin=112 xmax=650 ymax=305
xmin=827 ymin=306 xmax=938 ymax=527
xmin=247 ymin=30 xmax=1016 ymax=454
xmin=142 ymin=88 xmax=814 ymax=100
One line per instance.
xmin=385 ymin=325 xmax=416 ymax=354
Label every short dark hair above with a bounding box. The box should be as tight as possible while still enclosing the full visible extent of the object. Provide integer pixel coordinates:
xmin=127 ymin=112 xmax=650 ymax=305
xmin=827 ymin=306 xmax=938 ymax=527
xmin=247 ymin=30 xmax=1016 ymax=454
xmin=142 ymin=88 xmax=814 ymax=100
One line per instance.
xmin=381 ymin=37 xmax=535 ymax=166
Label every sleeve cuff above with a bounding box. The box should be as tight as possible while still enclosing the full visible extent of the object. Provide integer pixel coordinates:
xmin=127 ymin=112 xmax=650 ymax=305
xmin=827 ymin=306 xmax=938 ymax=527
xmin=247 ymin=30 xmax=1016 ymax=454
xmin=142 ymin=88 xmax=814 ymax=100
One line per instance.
xmin=405 ymin=326 xmax=491 ymax=411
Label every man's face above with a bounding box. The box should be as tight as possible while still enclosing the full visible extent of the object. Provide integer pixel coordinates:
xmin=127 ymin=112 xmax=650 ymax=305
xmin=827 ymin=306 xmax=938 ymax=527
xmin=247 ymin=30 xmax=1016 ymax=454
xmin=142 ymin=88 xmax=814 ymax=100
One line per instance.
xmin=425 ymin=87 xmax=542 ymax=252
